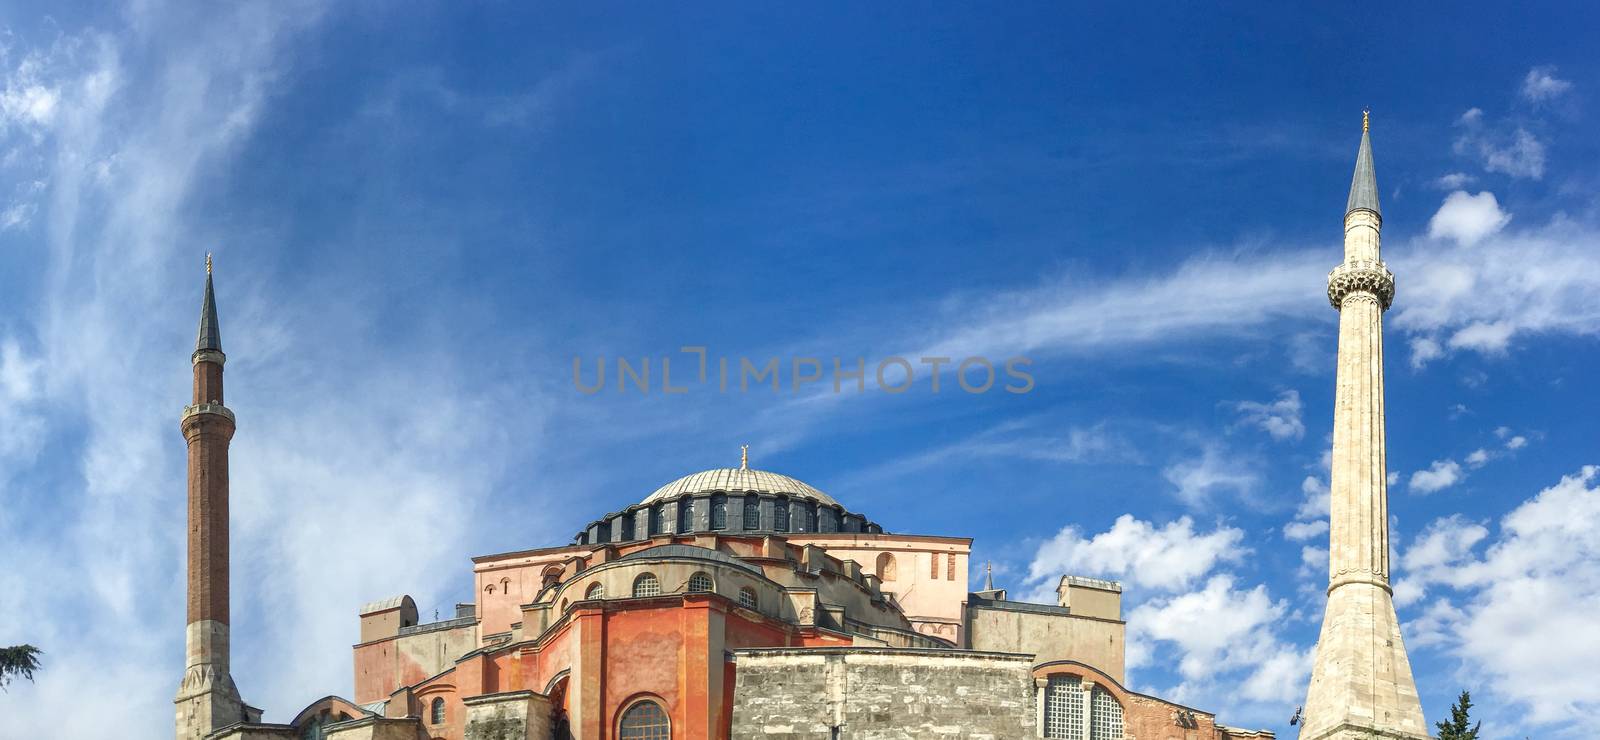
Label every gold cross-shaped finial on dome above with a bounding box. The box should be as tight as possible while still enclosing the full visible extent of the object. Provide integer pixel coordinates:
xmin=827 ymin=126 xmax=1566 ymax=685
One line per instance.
xmin=1363 ymin=108 xmax=1370 ymax=133
xmin=740 ymin=444 xmax=749 ymax=470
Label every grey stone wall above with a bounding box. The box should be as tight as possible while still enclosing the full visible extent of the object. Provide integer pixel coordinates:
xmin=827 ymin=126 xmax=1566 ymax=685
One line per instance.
xmin=731 ymin=648 xmax=1035 ymax=740
xmin=463 ymin=691 xmax=552 ymax=740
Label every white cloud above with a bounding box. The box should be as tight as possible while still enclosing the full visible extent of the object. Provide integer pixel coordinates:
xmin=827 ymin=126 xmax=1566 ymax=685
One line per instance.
xmin=1393 ymin=217 xmax=1600 ymax=365
xmin=1162 ymin=445 xmax=1259 ymax=508
xmin=1453 ymin=109 xmax=1546 ymax=179
xmin=1521 ymin=65 xmax=1573 ymax=102
xmin=1023 ymin=514 xmax=1246 ymax=596
xmin=1506 ymin=435 xmax=1528 ymax=450
xmin=1393 ymin=514 xmax=1489 ymax=606
xmin=1465 ymin=448 xmax=1490 ymax=468
xmin=1401 ymin=467 xmax=1600 ymax=728
xmin=1432 ymin=172 xmax=1474 ymax=190
xmin=1234 ymin=390 xmax=1304 ymax=441
xmin=1409 ymin=458 xmax=1464 ymax=494
xmin=1283 ymin=519 xmax=1328 ymax=542
xmin=1127 ymin=575 xmax=1309 ymax=704
xmin=1294 ymin=475 xmax=1330 ymax=521
xmin=1428 ymin=191 xmax=1510 ymax=246
xmin=1408 ymin=336 xmax=1444 ymax=369
xmin=1387 ymin=471 xmax=1400 ymax=486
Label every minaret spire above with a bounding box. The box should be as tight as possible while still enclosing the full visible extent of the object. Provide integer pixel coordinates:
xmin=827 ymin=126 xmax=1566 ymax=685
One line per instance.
xmin=176 ymin=257 xmax=248 ymax=738
xmin=1300 ymin=116 xmax=1426 ymax=740
xmin=1346 ymin=111 xmax=1381 ymax=219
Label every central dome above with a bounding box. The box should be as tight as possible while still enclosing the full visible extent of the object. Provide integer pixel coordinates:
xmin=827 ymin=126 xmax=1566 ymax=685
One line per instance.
xmin=641 ymin=467 xmax=841 ymax=508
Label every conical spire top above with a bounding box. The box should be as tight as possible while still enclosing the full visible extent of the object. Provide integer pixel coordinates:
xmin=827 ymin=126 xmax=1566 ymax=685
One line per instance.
xmin=196 ymin=253 xmax=221 ymax=352
xmin=1346 ymin=110 xmax=1380 ymax=218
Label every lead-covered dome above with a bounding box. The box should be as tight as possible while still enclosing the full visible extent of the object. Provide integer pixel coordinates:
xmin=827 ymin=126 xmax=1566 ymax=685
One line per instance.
xmin=641 ymin=468 xmax=840 ymax=508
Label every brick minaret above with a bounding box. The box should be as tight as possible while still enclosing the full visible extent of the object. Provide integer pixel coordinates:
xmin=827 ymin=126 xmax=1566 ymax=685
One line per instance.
xmin=175 ymin=256 xmax=247 ymax=738
xmin=1299 ymin=114 xmax=1427 ymax=740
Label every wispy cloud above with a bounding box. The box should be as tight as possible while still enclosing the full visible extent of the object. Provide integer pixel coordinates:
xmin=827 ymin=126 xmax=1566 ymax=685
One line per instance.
xmin=1520 ymin=65 xmax=1573 ymax=103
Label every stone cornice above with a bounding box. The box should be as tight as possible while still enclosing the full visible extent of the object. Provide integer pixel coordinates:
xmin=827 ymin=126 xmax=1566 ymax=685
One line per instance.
xmin=192 ymin=348 xmax=227 ymax=366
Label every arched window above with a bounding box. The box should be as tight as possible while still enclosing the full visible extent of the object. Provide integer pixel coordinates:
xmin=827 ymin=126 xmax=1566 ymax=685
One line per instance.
xmin=430 ymin=697 xmax=446 ymax=725
xmin=542 ymin=567 xmax=561 ymax=591
xmin=484 ymin=583 xmax=496 ymax=595
xmin=1043 ymin=675 xmax=1084 ymax=739
xmin=632 ymin=573 xmax=661 ymax=598
xmin=875 ymin=552 xmax=897 ymax=582
xmin=773 ymin=499 xmax=790 ymax=532
xmin=738 ymin=587 xmax=758 ymax=610
xmin=620 ymin=515 xmax=635 ymax=541
xmin=1089 ymin=686 xmax=1124 ymax=740
xmin=803 ymin=502 xmax=818 ymax=532
xmin=586 ymin=582 xmax=605 ymax=599
xmin=743 ymin=499 xmax=760 ymax=529
xmin=649 ymin=506 xmax=664 ymax=536
xmin=618 ymin=699 xmax=670 ymax=740
xmin=678 ymin=499 xmax=694 ymax=533
xmin=710 ymin=495 xmax=727 ymax=530
xmin=687 ymin=572 xmax=713 ymax=593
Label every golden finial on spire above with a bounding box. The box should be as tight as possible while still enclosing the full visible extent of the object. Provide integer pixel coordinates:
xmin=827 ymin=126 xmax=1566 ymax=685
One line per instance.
xmin=1362 ymin=108 xmax=1370 ymax=133
xmin=740 ymin=444 xmax=749 ymax=470
xmin=206 ymin=252 xmax=213 ymax=275
xmin=985 ymin=561 xmax=994 ymax=591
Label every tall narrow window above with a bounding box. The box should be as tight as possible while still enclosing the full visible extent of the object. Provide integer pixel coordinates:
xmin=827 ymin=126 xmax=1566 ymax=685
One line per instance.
xmin=774 ymin=499 xmax=790 ymax=532
xmin=743 ymin=498 xmax=760 ymax=529
xmin=430 ymin=697 xmax=446 ymax=725
xmin=710 ymin=495 xmax=727 ymax=530
xmin=678 ymin=498 xmax=695 ymax=533
xmin=687 ymin=572 xmax=713 ymax=593
xmin=650 ymin=505 xmax=664 ymax=536
xmin=875 ymin=552 xmax=897 ymax=582
xmin=618 ymin=700 xmax=670 ymax=740
xmin=803 ymin=502 xmax=818 ymax=532
xmin=632 ymin=573 xmax=661 ymax=598
xmin=947 ymin=553 xmax=956 ymax=581
xmin=931 ymin=552 xmax=940 ymax=579
xmin=1089 ymin=686 xmax=1124 ymax=740
xmin=620 ymin=515 xmax=635 ymax=541
xmin=1043 ymin=675 xmax=1084 ymax=739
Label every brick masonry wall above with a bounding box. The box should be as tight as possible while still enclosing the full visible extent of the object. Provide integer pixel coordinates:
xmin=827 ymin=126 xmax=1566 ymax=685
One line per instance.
xmin=731 ymin=648 xmax=1035 ymax=740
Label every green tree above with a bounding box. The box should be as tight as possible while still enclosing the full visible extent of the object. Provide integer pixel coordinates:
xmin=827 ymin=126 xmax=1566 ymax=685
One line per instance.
xmin=1436 ymin=690 xmax=1481 ymax=740
xmin=0 ymin=644 xmax=42 ymax=691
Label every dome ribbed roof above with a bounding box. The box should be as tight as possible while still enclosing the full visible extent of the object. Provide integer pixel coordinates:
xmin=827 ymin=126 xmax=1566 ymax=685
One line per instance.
xmin=641 ymin=468 xmax=840 ymax=508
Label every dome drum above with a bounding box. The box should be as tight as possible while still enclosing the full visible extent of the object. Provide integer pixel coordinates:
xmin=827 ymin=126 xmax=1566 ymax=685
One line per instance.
xmin=578 ymin=490 xmax=880 ymax=545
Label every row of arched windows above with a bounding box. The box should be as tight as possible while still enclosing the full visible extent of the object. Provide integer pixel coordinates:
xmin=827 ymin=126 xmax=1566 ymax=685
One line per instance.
xmin=588 ymin=494 xmax=873 ymax=545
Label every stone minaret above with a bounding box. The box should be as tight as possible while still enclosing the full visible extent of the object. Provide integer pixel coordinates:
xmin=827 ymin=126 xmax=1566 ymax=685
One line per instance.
xmin=1300 ymin=114 xmax=1427 ymax=740
xmin=175 ymin=256 xmax=247 ymax=738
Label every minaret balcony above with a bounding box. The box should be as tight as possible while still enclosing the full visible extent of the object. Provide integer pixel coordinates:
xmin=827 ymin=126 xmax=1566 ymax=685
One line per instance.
xmin=182 ymin=403 xmax=236 ymax=424
xmin=1327 ymin=260 xmax=1395 ymax=310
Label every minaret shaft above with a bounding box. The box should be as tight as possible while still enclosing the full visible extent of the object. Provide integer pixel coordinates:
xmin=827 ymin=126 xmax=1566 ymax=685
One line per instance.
xmin=177 ymin=268 xmax=245 ymax=739
xmin=1300 ymin=123 xmax=1426 ymax=740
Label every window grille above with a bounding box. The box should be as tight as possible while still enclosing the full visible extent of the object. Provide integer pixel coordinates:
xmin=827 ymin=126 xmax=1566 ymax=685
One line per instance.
xmin=632 ymin=573 xmax=661 ymax=598
xmin=774 ymin=500 xmax=790 ymax=532
xmin=650 ymin=506 xmax=664 ymax=536
xmin=678 ymin=499 xmax=694 ymax=533
xmin=743 ymin=499 xmax=760 ymax=529
xmin=586 ymin=582 xmax=605 ymax=599
xmin=687 ymin=572 xmax=713 ymax=593
xmin=710 ymin=495 xmax=727 ymax=530
xmin=621 ymin=516 xmax=635 ymax=540
xmin=1090 ymin=686 xmax=1124 ymax=740
xmin=738 ymin=587 xmax=758 ymax=609
xmin=803 ymin=503 xmax=818 ymax=532
xmin=618 ymin=700 xmax=670 ymax=740
xmin=430 ymin=697 xmax=446 ymax=725
xmin=1044 ymin=675 xmax=1084 ymax=739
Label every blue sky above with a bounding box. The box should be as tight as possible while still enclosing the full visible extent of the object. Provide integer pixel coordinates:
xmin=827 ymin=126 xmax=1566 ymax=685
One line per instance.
xmin=2 ymin=3 xmax=1598 ymax=737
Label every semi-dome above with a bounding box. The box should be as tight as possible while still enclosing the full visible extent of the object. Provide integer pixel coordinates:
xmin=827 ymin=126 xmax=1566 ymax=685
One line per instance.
xmin=641 ymin=467 xmax=841 ymax=508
